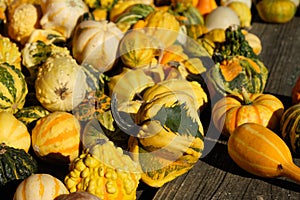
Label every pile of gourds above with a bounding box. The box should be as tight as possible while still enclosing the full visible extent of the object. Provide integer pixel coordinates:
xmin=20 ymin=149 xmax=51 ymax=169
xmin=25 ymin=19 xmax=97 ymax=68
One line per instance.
xmin=0 ymin=0 xmax=299 ymax=199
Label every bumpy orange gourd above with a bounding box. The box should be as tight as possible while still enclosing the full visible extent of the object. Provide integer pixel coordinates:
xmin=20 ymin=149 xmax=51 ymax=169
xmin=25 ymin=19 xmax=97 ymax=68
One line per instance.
xmin=212 ymin=89 xmax=284 ymax=136
xmin=228 ymin=123 xmax=300 ymax=183
xmin=31 ymin=111 xmax=81 ymax=164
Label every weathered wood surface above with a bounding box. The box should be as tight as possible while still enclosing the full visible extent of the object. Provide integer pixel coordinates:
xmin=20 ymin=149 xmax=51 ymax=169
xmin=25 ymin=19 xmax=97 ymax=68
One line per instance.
xmin=136 ymin=7 xmax=300 ymax=200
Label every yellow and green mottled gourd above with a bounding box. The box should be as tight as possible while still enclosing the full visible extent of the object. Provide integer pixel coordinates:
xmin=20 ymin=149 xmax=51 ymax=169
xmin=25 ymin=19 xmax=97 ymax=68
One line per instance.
xmin=0 ymin=63 xmax=28 ymax=114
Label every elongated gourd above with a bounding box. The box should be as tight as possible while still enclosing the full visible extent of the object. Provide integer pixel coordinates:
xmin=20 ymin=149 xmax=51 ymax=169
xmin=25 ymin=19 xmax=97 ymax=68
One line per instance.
xmin=228 ymin=123 xmax=300 ymax=183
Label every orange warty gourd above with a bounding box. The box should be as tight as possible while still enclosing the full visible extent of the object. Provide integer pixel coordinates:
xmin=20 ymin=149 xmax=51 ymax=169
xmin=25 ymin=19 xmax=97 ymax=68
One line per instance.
xmin=212 ymin=89 xmax=284 ymax=137
xmin=31 ymin=111 xmax=81 ymax=164
xmin=228 ymin=123 xmax=300 ymax=183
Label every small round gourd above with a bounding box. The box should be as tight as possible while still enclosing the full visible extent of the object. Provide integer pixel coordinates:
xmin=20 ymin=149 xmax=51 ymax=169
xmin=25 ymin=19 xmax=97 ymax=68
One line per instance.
xmin=35 ymin=54 xmax=87 ymax=112
xmin=31 ymin=111 xmax=81 ymax=164
xmin=212 ymin=89 xmax=284 ymax=136
xmin=280 ymin=103 xmax=300 ymax=155
xmin=256 ymin=0 xmax=297 ymax=23
xmin=13 ymin=173 xmax=69 ymax=200
xmin=72 ymin=20 xmax=124 ymax=72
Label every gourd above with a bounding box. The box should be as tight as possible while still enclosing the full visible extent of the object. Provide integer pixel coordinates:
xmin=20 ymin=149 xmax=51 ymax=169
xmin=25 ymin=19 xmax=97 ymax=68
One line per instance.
xmin=7 ymin=2 xmax=41 ymax=45
xmin=168 ymin=2 xmax=204 ymax=26
xmin=124 ymin=88 xmax=204 ymax=187
xmin=0 ymin=35 xmax=21 ymax=70
xmin=31 ymin=111 xmax=81 ymax=164
xmin=212 ymin=25 xmax=259 ymax=62
xmin=13 ymin=173 xmax=69 ymax=200
xmin=291 ymin=75 xmax=300 ymax=104
xmin=40 ymin=0 xmax=89 ymax=39
xmin=35 ymin=53 xmax=87 ymax=112
xmin=256 ymin=0 xmax=297 ymax=23
xmin=0 ymin=143 xmax=38 ymax=187
xmin=227 ymin=1 xmax=252 ymax=28
xmin=72 ymin=90 xmax=111 ymax=124
xmin=212 ymin=89 xmax=284 ymax=136
xmin=228 ymin=123 xmax=300 ymax=183
xmin=280 ymin=103 xmax=300 ymax=155
xmin=0 ymin=112 xmax=31 ymax=152
xmin=14 ymin=105 xmax=50 ymax=130
xmin=220 ymin=0 xmax=252 ymax=8
xmin=243 ymin=31 xmax=262 ymax=55
xmin=0 ymin=63 xmax=28 ymax=114
xmin=207 ymin=55 xmax=268 ymax=96
xmin=195 ymin=0 xmax=218 ymax=16
xmin=133 ymin=10 xmax=180 ymax=47
xmin=54 ymin=191 xmax=101 ymax=200
xmin=27 ymin=28 xmax=66 ymax=45
xmin=72 ymin=20 xmax=124 ymax=72
xmin=114 ymin=3 xmax=155 ymax=32
xmin=21 ymin=40 xmax=71 ymax=86
xmin=65 ymin=119 xmax=141 ymax=199
xmin=119 ymin=30 xmax=158 ymax=68
xmin=204 ymin=6 xmax=240 ymax=31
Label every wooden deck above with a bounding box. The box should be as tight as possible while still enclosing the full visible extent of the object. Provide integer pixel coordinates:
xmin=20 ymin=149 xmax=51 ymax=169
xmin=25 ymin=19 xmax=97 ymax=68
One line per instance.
xmin=136 ymin=6 xmax=300 ymax=200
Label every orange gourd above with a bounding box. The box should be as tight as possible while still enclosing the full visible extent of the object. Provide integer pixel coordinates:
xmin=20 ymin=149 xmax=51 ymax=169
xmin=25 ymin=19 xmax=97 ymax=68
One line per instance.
xmin=228 ymin=123 xmax=300 ymax=183
xmin=195 ymin=0 xmax=217 ymax=16
xmin=292 ymin=75 xmax=300 ymax=104
xmin=212 ymin=89 xmax=284 ymax=137
xmin=31 ymin=111 xmax=81 ymax=164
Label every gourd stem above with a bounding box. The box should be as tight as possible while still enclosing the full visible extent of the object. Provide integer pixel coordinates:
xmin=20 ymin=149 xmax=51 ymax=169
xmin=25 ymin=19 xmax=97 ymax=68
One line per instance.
xmin=282 ymin=162 xmax=300 ymax=184
xmin=241 ymin=87 xmax=252 ymax=105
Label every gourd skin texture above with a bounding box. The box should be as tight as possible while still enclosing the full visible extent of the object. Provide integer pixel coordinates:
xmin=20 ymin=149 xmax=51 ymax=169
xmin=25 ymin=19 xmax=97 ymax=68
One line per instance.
xmin=35 ymin=54 xmax=87 ymax=112
xmin=13 ymin=173 xmax=69 ymax=200
xmin=228 ymin=123 xmax=300 ymax=183
xmin=0 ymin=112 xmax=31 ymax=152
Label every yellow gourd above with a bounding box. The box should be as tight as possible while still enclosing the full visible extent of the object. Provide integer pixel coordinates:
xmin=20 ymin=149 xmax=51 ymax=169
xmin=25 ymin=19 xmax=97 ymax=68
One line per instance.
xmin=228 ymin=123 xmax=300 ymax=183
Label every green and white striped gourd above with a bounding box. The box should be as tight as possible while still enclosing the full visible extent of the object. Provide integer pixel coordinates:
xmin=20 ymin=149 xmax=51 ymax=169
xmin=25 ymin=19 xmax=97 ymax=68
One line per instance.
xmin=0 ymin=63 xmax=28 ymax=114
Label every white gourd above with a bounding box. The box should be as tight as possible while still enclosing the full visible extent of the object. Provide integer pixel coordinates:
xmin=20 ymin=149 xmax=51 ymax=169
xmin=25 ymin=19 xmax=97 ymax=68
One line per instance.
xmin=72 ymin=20 xmax=124 ymax=72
